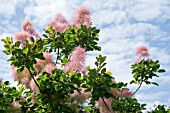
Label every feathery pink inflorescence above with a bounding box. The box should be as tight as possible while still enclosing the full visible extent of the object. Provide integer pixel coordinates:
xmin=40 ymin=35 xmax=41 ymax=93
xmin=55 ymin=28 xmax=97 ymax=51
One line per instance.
xmin=32 ymin=91 xmax=37 ymax=104
xmin=81 ymin=67 xmax=88 ymax=75
xmin=64 ymin=46 xmax=86 ymax=72
xmin=12 ymin=65 xmax=20 ymax=80
xmin=136 ymin=46 xmax=149 ymax=57
xmin=42 ymin=52 xmax=53 ymax=63
xmin=12 ymin=65 xmax=31 ymax=88
xmin=33 ymin=52 xmax=53 ymax=73
xmin=134 ymin=57 xmax=141 ymax=64
xmin=95 ymin=98 xmax=115 ymax=113
xmin=22 ymin=67 xmax=31 ymax=78
xmin=20 ymin=77 xmax=30 ymax=88
xmin=47 ymin=13 xmax=69 ymax=33
xmin=43 ymin=63 xmax=57 ymax=74
xmin=72 ymin=6 xmax=91 ymax=28
xmin=14 ymin=32 xmax=31 ymax=43
xmin=21 ymin=20 xmax=41 ymax=39
xmin=12 ymin=66 xmax=31 ymax=79
xmin=29 ymin=76 xmax=39 ymax=91
xmin=118 ymin=88 xmax=133 ymax=98
xmin=134 ymin=45 xmax=150 ymax=63
xmin=11 ymin=100 xmax=22 ymax=109
xmin=54 ymin=13 xmax=67 ymax=23
xmin=22 ymin=21 xmax=35 ymax=34
xmin=70 ymin=87 xmax=90 ymax=103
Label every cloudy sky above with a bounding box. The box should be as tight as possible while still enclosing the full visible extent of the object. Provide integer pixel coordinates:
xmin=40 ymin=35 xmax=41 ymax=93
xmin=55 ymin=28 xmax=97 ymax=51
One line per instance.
xmin=0 ymin=0 xmax=170 ymax=109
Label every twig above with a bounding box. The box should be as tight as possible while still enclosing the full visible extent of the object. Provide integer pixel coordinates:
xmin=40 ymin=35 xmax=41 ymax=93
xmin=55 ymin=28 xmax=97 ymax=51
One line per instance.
xmin=28 ymin=68 xmax=55 ymax=112
xmin=101 ymin=97 xmax=111 ymax=112
xmin=133 ymin=81 xmax=143 ymax=94
xmin=28 ymin=69 xmax=43 ymax=93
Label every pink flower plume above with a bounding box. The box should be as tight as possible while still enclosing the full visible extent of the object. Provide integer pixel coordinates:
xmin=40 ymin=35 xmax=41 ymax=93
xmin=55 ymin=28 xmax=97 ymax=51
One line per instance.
xmin=95 ymin=98 xmax=114 ymax=113
xmin=136 ymin=45 xmax=149 ymax=57
xmin=11 ymin=100 xmax=22 ymax=109
xmin=118 ymin=88 xmax=133 ymax=98
xmin=21 ymin=20 xmax=35 ymax=35
xmin=43 ymin=63 xmax=57 ymax=74
xmin=134 ymin=45 xmax=150 ymax=63
xmin=72 ymin=6 xmax=91 ymax=28
xmin=64 ymin=46 xmax=86 ymax=72
xmin=70 ymin=87 xmax=90 ymax=103
xmin=29 ymin=76 xmax=39 ymax=91
xmin=33 ymin=52 xmax=53 ymax=73
xmin=21 ymin=20 xmax=41 ymax=39
xmin=47 ymin=13 xmax=69 ymax=33
xmin=14 ymin=32 xmax=31 ymax=43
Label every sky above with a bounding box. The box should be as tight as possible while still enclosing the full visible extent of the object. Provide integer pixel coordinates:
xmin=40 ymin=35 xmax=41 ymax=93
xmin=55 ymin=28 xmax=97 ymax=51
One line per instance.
xmin=0 ymin=0 xmax=170 ymax=110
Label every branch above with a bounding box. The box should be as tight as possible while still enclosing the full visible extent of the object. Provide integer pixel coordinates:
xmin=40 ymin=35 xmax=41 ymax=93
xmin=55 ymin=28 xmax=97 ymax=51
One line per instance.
xmin=133 ymin=80 xmax=143 ymax=94
xmin=101 ymin=97 xmax=111 ymax=112
xmin=28 ymin=68 xmax=55 ymax=112
xmin=28 ymin=69 xmax=43 ymax=93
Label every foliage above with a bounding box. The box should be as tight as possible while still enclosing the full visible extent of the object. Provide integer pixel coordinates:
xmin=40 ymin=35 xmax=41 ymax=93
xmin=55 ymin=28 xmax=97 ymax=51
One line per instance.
xmin=0 ymin=6 xmax=167 ymax=113
xmin=112 ymin=97 xmax=146 ymax=113
xmin=148 ymin=105 xmax=170 ymax=113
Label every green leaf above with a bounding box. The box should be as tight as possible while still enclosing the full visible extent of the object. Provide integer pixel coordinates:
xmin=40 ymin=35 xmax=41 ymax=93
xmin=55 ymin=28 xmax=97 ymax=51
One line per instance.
xmin=68 ymin=71 xmax=74 ymax=76
xmin=130 ymin=80 xmax=135 ymax=84
xmin=62 ymin=58 xmax=68 ymax=63
xmin=3 ymin=50 xmax=10 ymax=55
xmin=4 ymin=81 xmax=10 ymax=85
xmin=101 ymin=68 xmax=106 ymax=73
xmin=95 ymin=61 xmax=98 ymax=67
xmin=17 ymin=66 xmax=24 ymax=74
xmin=1 ymin=39 xmax=7 ymax=43
xmin=145 ymin=81 xmax=151 ymax=84
xmin=36 ymin=53 xmax=45 ymax=60
xmin=15 ymin=42 xmax=20 ymax=47
xmin=23 ymin=48 xmax=29 ymax=54
xmin=157 ymin=69 xmax=165 ymax=73
xmin=151 ymin=82 xmax=159 ymax=86
xmin=83 ymin=106 xmax=92 ymax=111
xmin=30 ymin=67 xmax=35 ymax=73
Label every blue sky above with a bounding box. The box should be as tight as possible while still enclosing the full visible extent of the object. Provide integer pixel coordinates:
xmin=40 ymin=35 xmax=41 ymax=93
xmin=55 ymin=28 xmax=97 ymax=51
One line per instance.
xmin=0 ymin=0 xmax=170 ymax=109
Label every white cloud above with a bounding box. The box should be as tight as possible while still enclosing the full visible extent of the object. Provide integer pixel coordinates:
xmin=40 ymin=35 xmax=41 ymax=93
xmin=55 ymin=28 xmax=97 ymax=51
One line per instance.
xmin=0 ymin=0 xmax=25 ymax=18
xmin=0 ymin=0 xmax=170 ymax=109
xmin=136 ymin=91 xmax=167 ymax=101
xmin=92 ymin=10 xmax=127 ymax=26
xmin=150 ymin=47 xmax=170 ymax=65
xmin=130 ymin=4 xmax=161 ymax=21
xmin=136 ymin=92 xmax=170 ymax=110
xmin=24 ymin=0 xmax=75 ymax=27
xmin=156 ymin=75 xmax=170 ymax=85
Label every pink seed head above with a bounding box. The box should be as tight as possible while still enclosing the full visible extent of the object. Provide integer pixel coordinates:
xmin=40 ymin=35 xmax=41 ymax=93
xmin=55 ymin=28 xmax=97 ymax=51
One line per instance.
xmin=64 ymin=46 xmax=86 ymax=72
xmin=118 ymin=88 xmax=133 ymax=98
xmin=29 ymin=76 xmax=39 ymax=91
xmin=11 ymin=65 xmax=20 ymax=80
xmin=21 ymin=20 xmax=35 ymax=35
xmin=95 ymin=97 xmax=114 ymax=113
xmin=43 ymin=63 xmax=57 ymax=74
xmin=54 ymin=13 xmax=67 ymax=23
xmin=14 ymin=32 xmax=31 ymax=43
xmin=136 ymin=45 xmax=149 ymax=57
xmin=76 ymin=6 xmax=90 ymax=16
xmin=11 ymin=100 xmax=22 ymax=109
xmin=72 ymin=6 xmax=91 ymax=28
